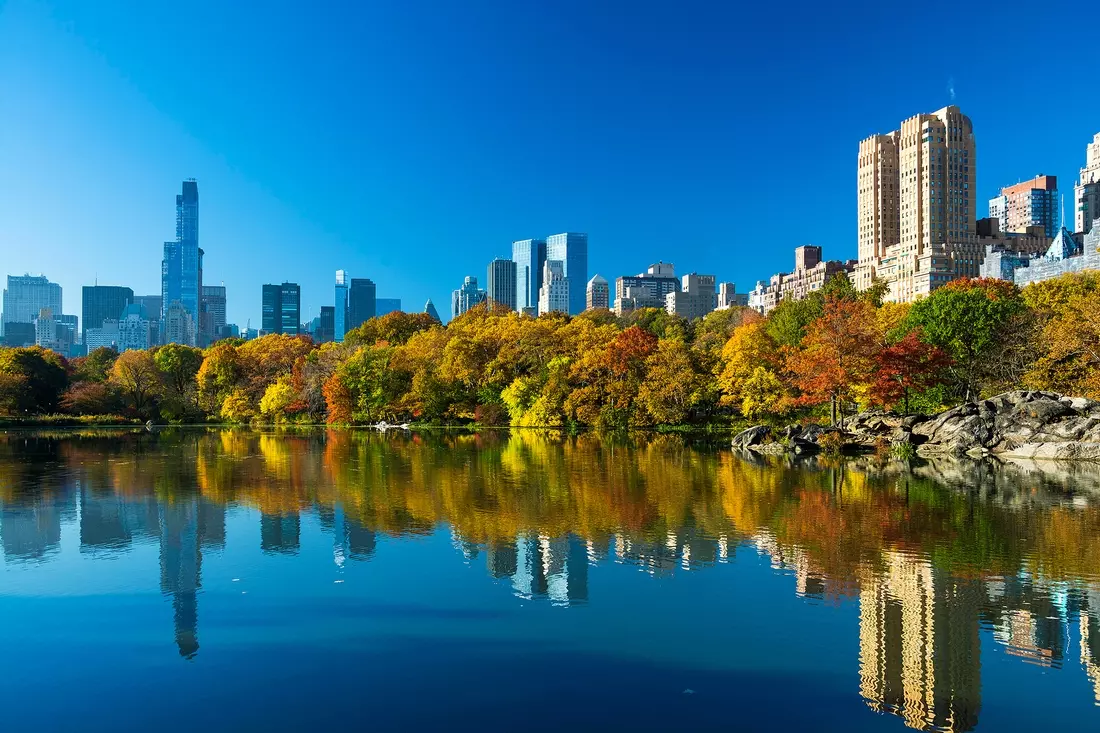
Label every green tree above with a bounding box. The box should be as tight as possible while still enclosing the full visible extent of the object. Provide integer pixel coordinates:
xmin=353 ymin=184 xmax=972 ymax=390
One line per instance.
xmin=0 ymin=346 xmax=69 ymax=413
xmin=154 ymin=343 xmax=204 ymax=419
xmin=70 ymin=347 xmax=118 ymax=383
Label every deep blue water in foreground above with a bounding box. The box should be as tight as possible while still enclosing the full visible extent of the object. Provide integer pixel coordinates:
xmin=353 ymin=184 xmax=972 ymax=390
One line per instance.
xmin=1 ymin=429 xmax=1099 ymax=732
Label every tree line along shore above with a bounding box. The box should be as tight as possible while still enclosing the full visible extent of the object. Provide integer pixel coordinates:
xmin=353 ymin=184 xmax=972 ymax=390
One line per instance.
xmin=2 ymin=272 xmax=1099 ymax=430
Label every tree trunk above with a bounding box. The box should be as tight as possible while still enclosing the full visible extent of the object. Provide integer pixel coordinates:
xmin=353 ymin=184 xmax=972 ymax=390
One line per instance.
xmin=831 ymin=395 xmax=837 ymax=427
xmin=903 ymin=387 xmax=909 ymax=416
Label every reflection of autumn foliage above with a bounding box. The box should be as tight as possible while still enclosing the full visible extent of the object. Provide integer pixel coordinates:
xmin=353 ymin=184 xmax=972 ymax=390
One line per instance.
xmin=5 ymin=430 xmax=1100 ymax=593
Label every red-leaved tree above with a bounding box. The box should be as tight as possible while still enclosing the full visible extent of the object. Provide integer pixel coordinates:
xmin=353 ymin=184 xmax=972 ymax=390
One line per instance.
xmin=870 ymin=331 xmax=952 ymax=414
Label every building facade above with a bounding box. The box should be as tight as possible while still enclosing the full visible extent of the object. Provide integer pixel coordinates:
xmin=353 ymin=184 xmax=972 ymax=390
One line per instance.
xmin=538 ymin=260 xmax=569 ymax=315
xmin=854 ymin=106 xmax=981 ymax=301
xmin=118 ymin=304 xmax=154 ymax=352
xmin=1076 ymin=133 xmax=1100 ymax=235
xmin=487 ymin=258 xmax=517 ymax=310
xmin=161 ymin=180 xmax=202 ymax=345
xmin=315 ymin=306 xmax=335 ymax=343
xmin=451 ymin=276 xmax=487 ymax=319
xmin=614 ymin=262 xmax=679 ymax=315
xmin=374 ymin=298 xmax=399 ymax=317
xmin=512 ymin=238 xmax=547 ymax=314
xmin=348 ymin=278 xmax=376 ymax=331
xmin=81 ymin=286 xmax=133 ymax=346
xmin=586 ymin=275 xmax=609 ymax=310
xmin=261 ymin=282 xmax=301 ymax=335
xmin=546 ymin=233 xmax=588 ymax=315
xmin=34 ymin=308 xmax=57 ymax=351
xmin=717 ymin=282 xmax=748 ymax=309
xmin=199 ymin=285 xmax=226 ymax=347
xmin=666 ymin=273 xmax=716 ymax=320
xmin=988 ymin=175 xmax=1058 ymax=236
xmin=749 ymin=246 xmax=855 ymax=315
xmin=2 ymin=275 xmax=62 ymax=339
xmin=162 ymin=302 xmax=195 ymax=346
xmin=85 ymin=320 xmax=120 ymax=351
xmin=424 ymin=299 xmax=441 ymax=322
xmin=981 ymin=224 xmax=1099 ymax=286
xmin=334 ymin=270 xmax=348 ymax=342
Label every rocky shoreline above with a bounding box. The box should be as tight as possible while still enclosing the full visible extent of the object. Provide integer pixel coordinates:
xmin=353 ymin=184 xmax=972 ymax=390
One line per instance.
xmin=732 ymin=391 xmax=1100 ymax=461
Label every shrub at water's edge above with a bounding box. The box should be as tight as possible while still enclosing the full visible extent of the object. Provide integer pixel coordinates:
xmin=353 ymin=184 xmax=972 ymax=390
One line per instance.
xmin=3 ymin=273 xmax=1100 ymax=429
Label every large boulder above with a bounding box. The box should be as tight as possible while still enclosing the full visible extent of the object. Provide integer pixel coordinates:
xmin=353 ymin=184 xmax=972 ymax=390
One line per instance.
xmin=732 ymin=425 xmax=771 ymax=450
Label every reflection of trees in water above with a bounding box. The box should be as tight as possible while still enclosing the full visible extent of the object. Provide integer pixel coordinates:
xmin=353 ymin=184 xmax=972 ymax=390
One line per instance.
xmin=4 ymin=430 xmax=1100 ymax=721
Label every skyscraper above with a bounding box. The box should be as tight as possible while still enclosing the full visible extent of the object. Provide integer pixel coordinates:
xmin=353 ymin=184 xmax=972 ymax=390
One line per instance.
xmin=538 ymin=260 xmax=569 ymax=315
xmin=512 ymin=238 xmax=547 ymax=313
xmin=586 ymin=275 xmax=609 ymax=310
xmin=161 ymin=180 xmax=203 ymax=345
xmin=546 ymin=233 xmax=588 ymax=315
xmin=989 ymin=175 xmax=1058 ymax=236
xmin=81 ymin=286 xmax=133 ymax=346
xmin=451 ymin=276 xmax=487 ymax=319
xmin=855 ymin=106 xmax=986 ymax=301
xmin=261 ymin=282 xmax=301 ymax=335
xmin=348 ymin=278 xmax=376 ymax=331
xmin=2 ymin=275 xmax=62 ymax=340
xmin=316 ymin=306 xmax=335 ymax=343
xmin=1075 ymin=132 xmax=1100 ymax=234
xmin=424 ymin=299 xmax=441 ymax=322
xmin=375 ymin=298 xmax=401 ymax=316
xmin=487 ymin=258 xmax=517 ymax=310
xmin=334 ymin=270 xmax=348 ymax=342
xmin=199 ymin=285 xmax=226 ymax=347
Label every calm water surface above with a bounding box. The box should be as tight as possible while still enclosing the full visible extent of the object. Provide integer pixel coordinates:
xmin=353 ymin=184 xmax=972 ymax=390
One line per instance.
xmin=2 ymin=428 xmax=1100 ymax=732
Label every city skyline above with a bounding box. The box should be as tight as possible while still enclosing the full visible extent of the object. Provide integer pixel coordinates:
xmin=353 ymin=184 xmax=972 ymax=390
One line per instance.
xmin=2 ymin=1 xmax=1098 ymax=329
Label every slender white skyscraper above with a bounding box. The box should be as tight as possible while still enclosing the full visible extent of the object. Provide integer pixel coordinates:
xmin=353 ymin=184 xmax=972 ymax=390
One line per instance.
xmin=538 ymin=260 xmax=569 ymax=315
xmin=546 ymin=233 xmax=588 ymax=315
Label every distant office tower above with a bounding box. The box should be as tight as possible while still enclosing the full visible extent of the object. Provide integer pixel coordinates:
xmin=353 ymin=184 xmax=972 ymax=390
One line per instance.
xmin=34 ymin=308 xmax=58 ymax=350
xmin=512 ymin=238 xmax=547 ymax=313
xmin=2 ymin=275 xmax=62 ymax=340
xmin=717 ymin=282 xmax=747 ymax=309
xmin=86 ymin=320 xmax=120 ymax=351
xmin=118 ymin=304 xmax=154 ymax=352
xmin=334 ymin=270 xmax=348 ymax=342
xmin=57 ymin=315 xmax=78 ymax=354
xmin=376 ymin=298 xmax=401 ymax=316
xmin=666 ymin=273 xmax=716 ymax=320
xmin=546 ymin=233 xmax=588 ymax=315
xmin=161 ymin=180 xmax=203 ymax=345
xmin=424 ymin=299 xmax=441 ymax=322
xmin=538 ymin=260 xmax=569 ymax=315
xmin=614 ymin=262 xmax=679 ymax=315
xmin=586 ymin=275 xmax=609 ymax=310
xmin=199 ymin=285 xmax=226 ymax=347
xmin=316 ymin=306 xmax=335 ymax=343
xmin=487 ymin=258 xmax=517 ymax=310
xmin=133 ymin=295 xmax=163 ymax=346
xmin=348 ymin=278 xmax=376 ymax=331
xmin=262 ymin=282 xmax=301 ymax=335
xmin=81 ymin=286 xmax=133 ymax=346
xmin=989 ymin=175 xmax=1058 ymax=236
xmin=855 ymin=106 xmax=979 ymax=301
xmin=1076 ymin=133 xmax=1100 ymax=234
xmin=163 ymin=302 xmax=195 ymax=345
xmin=451 ymin=276 xmax=487 ymax=319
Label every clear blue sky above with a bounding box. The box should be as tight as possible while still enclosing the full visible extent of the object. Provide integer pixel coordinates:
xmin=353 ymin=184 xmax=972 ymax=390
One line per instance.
xmin=1 ymin=0 xmax=1096 ymax=327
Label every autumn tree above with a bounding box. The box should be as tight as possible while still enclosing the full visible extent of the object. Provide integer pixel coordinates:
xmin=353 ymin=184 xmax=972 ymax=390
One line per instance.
xmin=870 ymin=332 xmax=952 ymax=414
xmin=70 ymin=347 xmax=118 ymax=383
xmin=154 ymin=343 xmax=204 ymax=419
xmin=60 ymin=381 xmax=123 ymax=415
xmin=0 ymin=346 xmax=69 ymax=413
xmin=787 ymin=297 xmax=879 ymax=425
xmin=637 ymin=339 xmax=713 ymax=424
xmin=716 ymin=321 xmax=785 ymax=417
xmin=109 ymin=350 xmax=161 ymax=416
xmin=903 ymin=278 xmax=1028 ymax=401
xmin=345 ymin=311 xmax=440 ymax=348
xmin=197 ymin=343 xmax=244 ymax=413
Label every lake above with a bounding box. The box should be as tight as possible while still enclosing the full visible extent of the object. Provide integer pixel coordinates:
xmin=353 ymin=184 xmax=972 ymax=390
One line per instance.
xmin=1 ymin=428 xmax=1099 ymax=732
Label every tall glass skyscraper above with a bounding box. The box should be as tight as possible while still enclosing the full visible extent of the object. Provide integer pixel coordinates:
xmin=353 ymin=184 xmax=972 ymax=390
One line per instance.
xmin=487 ymin=258 xmax=517 ymax=310
xmin=262 ymin=282 xmax=300 ymax=335
xmin=546 ymin=233 xmax=588 ymax=315
xmin=348 ymin=278 xmax=376 ymax=331
xmin=511 ymin=238 xmax=546 ymax=313
xmin=81 ymin=285 xmax=133 ymax=345
xmin=161 ymin=180 xmax=202 ymax=345
xmin=2 ymin=275 xmax=62 ymax=340
xmin=334 ymin=270 xmax=348 ymax=342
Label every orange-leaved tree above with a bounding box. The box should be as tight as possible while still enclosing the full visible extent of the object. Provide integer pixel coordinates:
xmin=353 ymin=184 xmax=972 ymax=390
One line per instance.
xmin=787 ymin=296 xmax=879 ymax=426
xmin=870 ymin=331 xmax=952 ymax=414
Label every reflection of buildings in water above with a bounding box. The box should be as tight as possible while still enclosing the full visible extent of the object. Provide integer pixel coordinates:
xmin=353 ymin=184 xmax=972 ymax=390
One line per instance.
xmin=985 ymin=574 xmax=1069 ymax=668
xmin=1 ymin=493 xmax=67 ymax=562
xmin=858 ymin=551 xmax=982 ymax=732
xmin=508 ymin=533 xmax=588 ymax=606
xmin=318 ymin=504 xmax=377 ymax=567
xmin=158 ymin=496 xmax=226 ymax=659
xmin=486 ymin=540 xmax=518 ymax=579
xmin=260 ymin=512 xmax=301 ymax=554
xmin=613 ymin=530 xmax=728 ymax=577
xmin=1081 ymin=590 xmax=1100 ymax=704
xmin=79 ymin=489 xmax=161 ymax=551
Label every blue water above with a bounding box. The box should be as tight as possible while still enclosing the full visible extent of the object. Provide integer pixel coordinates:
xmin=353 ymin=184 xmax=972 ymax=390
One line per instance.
xmin=1 ymin=429 xmax=1098 ymax=732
